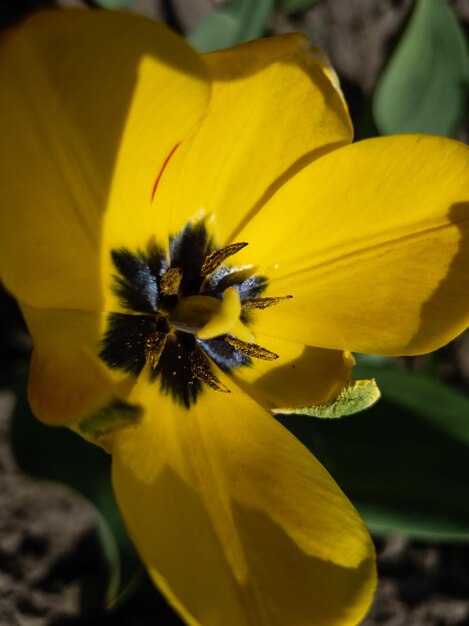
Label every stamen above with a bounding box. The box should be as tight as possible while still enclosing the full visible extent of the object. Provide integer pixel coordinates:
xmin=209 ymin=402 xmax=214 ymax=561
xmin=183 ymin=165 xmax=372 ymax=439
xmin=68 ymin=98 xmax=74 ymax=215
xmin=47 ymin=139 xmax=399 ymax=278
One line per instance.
xmin=160 ymin=267 xmax=183 ymax=296
xmin=144 ymin=329 xmax=168 ymax=370
xmin=200 ymin=242 xmax=248 ymax=276
xmin=189 ymin=350 xmax=230 ymax=393
xmin=105 ymin=220 xmax=276 ymax=408
xmin=224 ymin=337 xmax=279 ymax=361
xmin=242 ymin=295 xmax=292 ymax=310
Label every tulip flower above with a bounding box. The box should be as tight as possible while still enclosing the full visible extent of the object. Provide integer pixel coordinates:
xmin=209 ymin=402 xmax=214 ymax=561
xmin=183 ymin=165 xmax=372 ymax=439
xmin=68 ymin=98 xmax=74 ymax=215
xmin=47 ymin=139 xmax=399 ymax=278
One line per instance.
xmin=1 ymin=9 xmax=469 ymax=626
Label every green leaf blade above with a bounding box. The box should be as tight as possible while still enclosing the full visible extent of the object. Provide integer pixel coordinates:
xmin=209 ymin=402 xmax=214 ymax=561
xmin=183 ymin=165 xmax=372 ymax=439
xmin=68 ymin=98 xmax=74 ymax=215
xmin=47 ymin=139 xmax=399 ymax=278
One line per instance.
xmin=373 ymin=0 xmax=469 ymax=136
xmin=189 ymin=0 xmax=275 ymax=53
xmin=279 ymin=0 xmax=318 ymax=13
xmin=355 ymin=365 xmax=469 ymax=446
xmin=274 ymin=379 xmax=380 ymax=419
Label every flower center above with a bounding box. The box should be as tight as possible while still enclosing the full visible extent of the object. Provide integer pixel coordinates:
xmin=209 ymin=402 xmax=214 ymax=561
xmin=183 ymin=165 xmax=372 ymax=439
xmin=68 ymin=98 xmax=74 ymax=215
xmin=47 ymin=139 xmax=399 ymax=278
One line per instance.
xmin=99 ymin=220 xmax=290 ymax=408
xmin=169 ymin=288 xmax=254 ymax=343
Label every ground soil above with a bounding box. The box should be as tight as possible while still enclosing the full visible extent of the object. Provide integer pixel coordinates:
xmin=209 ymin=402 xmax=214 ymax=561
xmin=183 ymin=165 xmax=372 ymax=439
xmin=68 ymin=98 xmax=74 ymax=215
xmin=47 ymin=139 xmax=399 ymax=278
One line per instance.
xmin=1 ymin=1 xmax=468 ymax=625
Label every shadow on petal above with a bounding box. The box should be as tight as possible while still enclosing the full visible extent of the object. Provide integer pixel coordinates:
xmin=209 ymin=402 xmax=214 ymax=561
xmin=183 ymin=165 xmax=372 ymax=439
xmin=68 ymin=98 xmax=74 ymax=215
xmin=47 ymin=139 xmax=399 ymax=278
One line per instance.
xmin=409 ymin=202 xmax=469 ymax=354
xmin=228 ymin=140 xmax=350 ymax=243
xmin=1 ymin=11 xmax=210 ymax=422
xmin=114 ymin=461 xmax=375 ymax=626
xmin=114 ymin=464 xmax=250 ymax=626
xmin=0 ymin=11 xmax=209 ymax=312
xmin=233 ymin=344 xmax=352 ymax=411
xmin=232 ymin=502 xmax=376 ymax=626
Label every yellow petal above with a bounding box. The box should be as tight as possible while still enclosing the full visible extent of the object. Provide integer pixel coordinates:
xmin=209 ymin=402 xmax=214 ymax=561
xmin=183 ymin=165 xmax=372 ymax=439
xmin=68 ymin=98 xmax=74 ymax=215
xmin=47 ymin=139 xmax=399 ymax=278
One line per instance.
xmin=232 ymin=334 xmax=354 ymax=411
xmin=22 ymin=303 xmax=128 ymax=426
xmin=0 ymin=10 xmax=210 ymax=311
xmin=112 ymin=372 xmax=375 ymax=626
xmin=155 ymin=34 xmax=352 ymax=244
xmin=234 ymin=135 xmax=469 ymax=355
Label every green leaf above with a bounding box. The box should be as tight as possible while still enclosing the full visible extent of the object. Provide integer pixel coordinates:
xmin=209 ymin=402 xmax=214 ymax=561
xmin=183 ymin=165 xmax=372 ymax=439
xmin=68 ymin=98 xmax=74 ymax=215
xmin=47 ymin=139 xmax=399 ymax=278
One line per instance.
xmin=355 ymin=353 xmax=392 ymax=367
xmin=10 ymin=379 xmax=141 ymax=602
xmin=88 ymin=504 xmax=121 ymax=608
xmin=95 ymin=0 xmax=133 ymax=7
xmin=274 ymin=379 xmax=380 ymax=419
xmin=278 ymin=0 xmax=317 ymax=13
xmin=189 ymin=0 xmax=275 ymax=53
xmin=373 ymin=0 xmax=469 ymax=136
xmin=355 ymin=365 xmax=469 ymax=446
xmin=79 ymin=398 xmax=142 ymax=440
xmin=359 ymin=503 xmax=469 ymax=541
xmin=277 ymin=367 xmax=469 ymax=541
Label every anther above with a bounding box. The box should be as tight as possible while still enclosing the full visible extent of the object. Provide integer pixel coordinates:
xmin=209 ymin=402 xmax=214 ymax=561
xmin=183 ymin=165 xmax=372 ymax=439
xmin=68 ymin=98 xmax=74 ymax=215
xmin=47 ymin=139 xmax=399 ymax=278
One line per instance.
xmin=200 ymin=242 xmax=248 ymax=276
xmin=242 ymin=295 xmax=292 ymax=310
xmin=189 ymin=350 xmax=230 ymax=393
xmin=160 ymin=267 xmax=183 ymax=296
xmin=224 ymin=337 xmax=279 ymax=361
xmin=144 ymin=329 xmax=168 ymax=369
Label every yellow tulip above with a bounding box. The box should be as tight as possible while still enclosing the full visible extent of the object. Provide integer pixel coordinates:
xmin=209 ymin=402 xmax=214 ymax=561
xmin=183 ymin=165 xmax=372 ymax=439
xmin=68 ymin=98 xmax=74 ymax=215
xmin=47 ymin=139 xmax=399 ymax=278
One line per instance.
xmin=1 ymin=9 xmax=469 ymax=626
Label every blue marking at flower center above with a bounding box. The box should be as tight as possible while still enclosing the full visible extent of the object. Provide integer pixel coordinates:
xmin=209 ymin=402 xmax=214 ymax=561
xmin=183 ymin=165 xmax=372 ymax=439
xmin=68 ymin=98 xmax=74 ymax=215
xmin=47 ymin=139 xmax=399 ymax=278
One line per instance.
xmin=99 ymin=221 xmax=267 ymax=408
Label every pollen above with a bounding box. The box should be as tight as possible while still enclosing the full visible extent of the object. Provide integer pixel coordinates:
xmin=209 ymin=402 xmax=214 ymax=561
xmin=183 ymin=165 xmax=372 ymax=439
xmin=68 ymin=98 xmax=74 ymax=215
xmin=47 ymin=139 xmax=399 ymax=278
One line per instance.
xmin=160 ymin=267 xmax=183 ymax=295
xmin=144 ymin=330 xmax=168 ymax=370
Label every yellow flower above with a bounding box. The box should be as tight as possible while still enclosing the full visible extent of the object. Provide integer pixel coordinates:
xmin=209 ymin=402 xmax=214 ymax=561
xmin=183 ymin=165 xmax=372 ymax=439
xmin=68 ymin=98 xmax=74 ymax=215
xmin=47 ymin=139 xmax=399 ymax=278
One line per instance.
xmin=1 ymin=9 xmax=469 ymax=626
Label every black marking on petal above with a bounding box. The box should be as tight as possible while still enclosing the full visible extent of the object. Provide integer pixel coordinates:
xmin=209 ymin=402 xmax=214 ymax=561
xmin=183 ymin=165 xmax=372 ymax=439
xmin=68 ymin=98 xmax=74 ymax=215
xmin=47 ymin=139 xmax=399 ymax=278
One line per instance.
xmin=205 ymin=267 xmax=253 ymax=294
xmin=170 ymin=221 xmax=214 ymax=296
xmin=237 ymin=274 xmax=268 ymax=299
xmin=212 ymin=269 xmax=267 ymax=300
xmin=100 ymin=313 xmax=160 ymax=375
xmin=155 ymin=331 xmax=202 ymax=408
xmin=111 ymin=246 xmax=166 ymax=313
xmin=103 ymin=220 xmax=276 ymax=409
xmin=147 ymin=244 xmax=169 ymax=281
xmin=198 ymin=337 xmax=251 ymax=372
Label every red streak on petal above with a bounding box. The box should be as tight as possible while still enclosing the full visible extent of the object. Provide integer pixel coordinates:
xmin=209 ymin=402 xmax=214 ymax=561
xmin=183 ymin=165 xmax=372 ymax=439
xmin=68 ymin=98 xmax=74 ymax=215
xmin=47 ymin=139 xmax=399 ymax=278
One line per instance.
xmin=151 ymin=142 xmax=181 ymax=203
